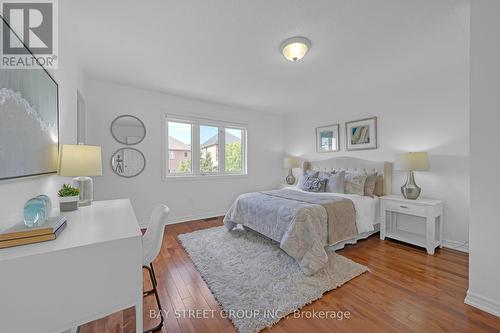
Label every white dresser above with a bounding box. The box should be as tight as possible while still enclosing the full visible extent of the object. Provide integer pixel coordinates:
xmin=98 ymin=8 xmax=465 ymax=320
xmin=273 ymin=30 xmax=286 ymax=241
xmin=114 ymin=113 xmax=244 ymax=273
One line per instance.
xmin=380 ymin=195 xmax=444 ymax=255
xmin=0 ymin=199 xmax=143 ymax=333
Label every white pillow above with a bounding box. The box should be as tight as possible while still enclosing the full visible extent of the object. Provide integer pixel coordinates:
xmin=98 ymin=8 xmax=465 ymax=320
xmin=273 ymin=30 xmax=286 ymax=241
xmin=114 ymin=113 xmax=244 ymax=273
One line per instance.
xmin=320 ymin=170 xmax=345 ymax=193
xmin=344 ymin=171 xmax=367 ymax=195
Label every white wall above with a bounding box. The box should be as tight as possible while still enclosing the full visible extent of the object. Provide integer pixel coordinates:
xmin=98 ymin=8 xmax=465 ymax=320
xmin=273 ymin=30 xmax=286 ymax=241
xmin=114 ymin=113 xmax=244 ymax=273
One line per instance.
xmin=466 ymin=0 xmax=500 ymax=317
xmin=0 ymin=6 xmax=86 ymax=229
xmin=85 ymin=80 xmax=284 ymax=225
xmin=284 ymin=61 xmax=469 ymax=250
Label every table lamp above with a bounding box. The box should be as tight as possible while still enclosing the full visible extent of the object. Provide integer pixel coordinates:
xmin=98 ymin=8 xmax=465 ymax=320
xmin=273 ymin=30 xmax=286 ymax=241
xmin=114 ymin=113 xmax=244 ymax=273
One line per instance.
xmin=58 ymin=144 xmax=102 ymax=206
xmin=395 ymin=152 xmax=429 ymax=200
xmin=283 ymin=156 xmax=300 ymax=185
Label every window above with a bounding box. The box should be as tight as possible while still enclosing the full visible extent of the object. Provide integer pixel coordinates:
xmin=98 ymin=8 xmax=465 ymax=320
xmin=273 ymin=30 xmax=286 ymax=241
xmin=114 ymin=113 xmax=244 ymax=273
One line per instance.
xmin=225 ymin=128 xmax=243 ymax=173
xmin=200 ymin=125 xmax=219 ymax=173
xmin=165 ymin=115 xmax=247 ymax=178
xmin=167 ymin=121 xmax=192 ymax=174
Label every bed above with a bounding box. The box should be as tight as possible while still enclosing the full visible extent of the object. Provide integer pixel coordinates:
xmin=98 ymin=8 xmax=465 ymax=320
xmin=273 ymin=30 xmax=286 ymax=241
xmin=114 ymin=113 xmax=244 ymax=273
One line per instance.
xmin=224 ymin=157 xmax=392 ymax=275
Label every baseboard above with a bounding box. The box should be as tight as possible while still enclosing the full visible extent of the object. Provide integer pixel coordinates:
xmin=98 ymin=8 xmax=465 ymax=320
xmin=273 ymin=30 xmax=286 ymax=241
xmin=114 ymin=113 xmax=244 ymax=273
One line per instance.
xmin=465 ymin=290 xmax=500 ymax=317
xmin=139 ymin=211 xmax=226 ymax=228
xmin=442 ymin=239 xmax=469 ymax=253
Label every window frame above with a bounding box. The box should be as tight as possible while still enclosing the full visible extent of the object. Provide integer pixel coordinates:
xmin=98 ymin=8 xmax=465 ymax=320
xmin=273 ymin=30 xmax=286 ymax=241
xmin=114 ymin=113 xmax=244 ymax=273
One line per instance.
xmin=163 ymin=114 xmax=247 ymax=180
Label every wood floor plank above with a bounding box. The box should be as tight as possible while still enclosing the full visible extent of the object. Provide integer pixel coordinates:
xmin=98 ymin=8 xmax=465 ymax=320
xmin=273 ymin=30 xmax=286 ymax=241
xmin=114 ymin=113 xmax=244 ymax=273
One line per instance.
xmin=80 ymin=218 xmax=500 ymax=333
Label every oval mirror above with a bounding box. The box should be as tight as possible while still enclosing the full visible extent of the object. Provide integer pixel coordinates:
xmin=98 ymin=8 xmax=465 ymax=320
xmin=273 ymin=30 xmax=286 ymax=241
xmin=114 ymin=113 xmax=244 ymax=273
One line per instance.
xmin=111 ymin=148 xmax=146 ymax=178
xmin=110 ymin=115 xmax=146 ymax=145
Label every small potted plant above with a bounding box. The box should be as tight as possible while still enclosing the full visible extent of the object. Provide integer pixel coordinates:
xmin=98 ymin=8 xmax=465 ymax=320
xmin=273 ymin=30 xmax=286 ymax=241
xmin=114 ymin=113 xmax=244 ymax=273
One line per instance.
xmin=58 ymin=184 xmax=80 ymax=212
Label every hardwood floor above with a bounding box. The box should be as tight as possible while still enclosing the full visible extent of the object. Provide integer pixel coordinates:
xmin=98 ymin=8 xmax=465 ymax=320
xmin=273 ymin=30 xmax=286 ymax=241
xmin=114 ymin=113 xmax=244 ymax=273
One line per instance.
xmin=80 ymin=218 xmax=500 ymax=333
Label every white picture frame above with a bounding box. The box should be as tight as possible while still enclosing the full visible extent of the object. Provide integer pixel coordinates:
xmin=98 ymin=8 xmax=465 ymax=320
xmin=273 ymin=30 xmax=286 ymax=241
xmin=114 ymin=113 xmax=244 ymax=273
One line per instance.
xmin=345 ymin=117 xmax=378 ymax=151
xmin=316 ymin=124 xmax=340 ymax=153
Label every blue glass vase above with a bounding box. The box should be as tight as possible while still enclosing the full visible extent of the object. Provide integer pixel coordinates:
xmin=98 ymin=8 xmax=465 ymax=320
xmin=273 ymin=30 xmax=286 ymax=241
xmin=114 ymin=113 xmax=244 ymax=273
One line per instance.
xmin=24 ymin=197 xmax=46 ymax=228
xmin=36 ymin=194 xmax=52 ymax=223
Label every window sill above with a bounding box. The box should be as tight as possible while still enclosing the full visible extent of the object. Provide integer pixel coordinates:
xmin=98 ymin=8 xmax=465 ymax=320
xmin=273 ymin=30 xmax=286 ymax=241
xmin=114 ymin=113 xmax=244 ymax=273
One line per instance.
xmin=163 ymin=174 xmax=249 ymax=181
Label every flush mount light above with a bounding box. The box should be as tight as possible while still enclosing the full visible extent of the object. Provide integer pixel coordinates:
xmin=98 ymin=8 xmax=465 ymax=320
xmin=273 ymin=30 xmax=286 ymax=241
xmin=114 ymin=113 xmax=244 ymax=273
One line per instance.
xmin=280 ymin=36 xmax=311 ymax=62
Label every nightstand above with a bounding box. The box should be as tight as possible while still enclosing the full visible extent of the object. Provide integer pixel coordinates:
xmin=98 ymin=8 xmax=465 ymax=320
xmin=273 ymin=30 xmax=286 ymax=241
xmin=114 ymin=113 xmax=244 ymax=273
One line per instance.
xmin=380 ymin=195 xmax=444 ymax=255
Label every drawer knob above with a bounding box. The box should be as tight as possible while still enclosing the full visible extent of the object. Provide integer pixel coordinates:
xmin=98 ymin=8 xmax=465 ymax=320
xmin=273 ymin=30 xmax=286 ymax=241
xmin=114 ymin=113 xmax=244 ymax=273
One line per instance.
xmin=400 ymin=205 xmax=409 ymax=209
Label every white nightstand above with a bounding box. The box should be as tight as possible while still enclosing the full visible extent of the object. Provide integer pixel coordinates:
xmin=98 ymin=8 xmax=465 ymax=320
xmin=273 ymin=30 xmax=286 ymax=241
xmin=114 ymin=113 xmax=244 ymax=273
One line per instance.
xmin=279 ymin=183 xmax=296 ymax=189
xmin=380 ymin=195 xmax=444 ymax=255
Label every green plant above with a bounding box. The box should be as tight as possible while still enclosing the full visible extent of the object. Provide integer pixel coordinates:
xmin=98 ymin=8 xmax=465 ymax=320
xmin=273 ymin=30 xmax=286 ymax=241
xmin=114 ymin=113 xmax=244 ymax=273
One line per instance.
xmin=200 ymin=151 xmax=217 ymax=173
xmin=58 ymin=184 xmax=80 ymax=197
xmin=225 ymin=142 xmax=242 ymax=172
xmin=179 ymin=157 xmax=191 ymax=172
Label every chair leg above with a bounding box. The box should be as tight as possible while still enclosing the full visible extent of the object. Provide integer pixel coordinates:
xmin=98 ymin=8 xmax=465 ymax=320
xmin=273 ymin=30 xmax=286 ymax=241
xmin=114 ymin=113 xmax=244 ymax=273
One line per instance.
xmin=143 ymin=265 xmax=164 ymax=333
xmin=150 ymin=263 xmax=158 ymax=287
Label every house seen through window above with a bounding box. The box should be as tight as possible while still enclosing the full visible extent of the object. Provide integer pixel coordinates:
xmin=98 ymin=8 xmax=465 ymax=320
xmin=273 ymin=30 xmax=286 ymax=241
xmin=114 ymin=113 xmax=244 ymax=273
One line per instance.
xmin=166 ymin=116 xmax=246 ymax=177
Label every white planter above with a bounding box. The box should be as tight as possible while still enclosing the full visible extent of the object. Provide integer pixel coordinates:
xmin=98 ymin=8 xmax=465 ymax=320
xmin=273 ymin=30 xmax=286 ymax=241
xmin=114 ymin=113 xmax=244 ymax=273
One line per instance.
xmin=59 ymin=195 xmax=79 ymax=212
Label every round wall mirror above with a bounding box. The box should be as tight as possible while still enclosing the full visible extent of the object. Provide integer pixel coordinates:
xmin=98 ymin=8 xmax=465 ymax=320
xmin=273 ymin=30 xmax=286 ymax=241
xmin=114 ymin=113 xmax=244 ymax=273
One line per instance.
xmin=110 ymin=115 xmax=146 ymax=145
xmin=111 ymin=148 xmax=146 ymax=178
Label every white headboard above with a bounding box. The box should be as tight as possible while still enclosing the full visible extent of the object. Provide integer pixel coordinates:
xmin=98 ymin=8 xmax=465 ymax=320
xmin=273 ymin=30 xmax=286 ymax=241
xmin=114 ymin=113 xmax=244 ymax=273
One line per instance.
xmin=302 ymin=157 xmax=392 ymax=196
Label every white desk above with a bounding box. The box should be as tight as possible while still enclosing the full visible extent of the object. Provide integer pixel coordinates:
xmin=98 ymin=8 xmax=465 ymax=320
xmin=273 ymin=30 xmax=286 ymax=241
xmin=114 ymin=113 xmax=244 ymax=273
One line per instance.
xmin=0 ymin=199 xmax=143 ymax=333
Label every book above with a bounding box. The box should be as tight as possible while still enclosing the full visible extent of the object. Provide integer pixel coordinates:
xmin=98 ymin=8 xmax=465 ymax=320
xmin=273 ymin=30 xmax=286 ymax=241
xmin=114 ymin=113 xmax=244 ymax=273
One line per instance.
xmin=0 ymin=221 xmax=66 ymax=249
xmin=0 ymin=215 xmax=67 ymax=241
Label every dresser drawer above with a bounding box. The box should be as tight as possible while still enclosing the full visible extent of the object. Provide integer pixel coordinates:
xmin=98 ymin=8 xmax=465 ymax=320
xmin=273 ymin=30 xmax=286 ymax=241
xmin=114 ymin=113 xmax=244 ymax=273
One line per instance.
xmin=383 ymin=200 xmax=428 ymax=216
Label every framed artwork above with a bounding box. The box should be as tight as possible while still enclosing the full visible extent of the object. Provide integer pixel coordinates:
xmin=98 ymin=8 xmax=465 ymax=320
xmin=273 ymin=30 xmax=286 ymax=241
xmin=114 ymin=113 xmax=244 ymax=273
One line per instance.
xmin=0 ymin=17 xmax=59 ymax=180
xmin=345 ymin=117 xmax=377 ymax=151
xmin=316 ymin=124 xmax=340 ymax=153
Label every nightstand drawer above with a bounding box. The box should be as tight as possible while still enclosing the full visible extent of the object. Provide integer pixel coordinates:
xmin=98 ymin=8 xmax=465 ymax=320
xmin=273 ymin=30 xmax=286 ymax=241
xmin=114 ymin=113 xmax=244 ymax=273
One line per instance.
xmin=383 ymin=200 xmax=427 ymax=216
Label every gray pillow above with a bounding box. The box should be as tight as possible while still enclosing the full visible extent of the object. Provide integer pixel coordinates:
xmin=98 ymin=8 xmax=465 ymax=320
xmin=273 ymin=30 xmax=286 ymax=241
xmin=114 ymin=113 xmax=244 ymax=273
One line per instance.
xmin=321 ymin=170 xmax=345 ymax=193
xmin=298 ymin=175 xmax=326 ymax=192
xmin=297 ymin=170 xmax=319 ymax=188
xmin=344 ymin=171 xmax=367 ymax=195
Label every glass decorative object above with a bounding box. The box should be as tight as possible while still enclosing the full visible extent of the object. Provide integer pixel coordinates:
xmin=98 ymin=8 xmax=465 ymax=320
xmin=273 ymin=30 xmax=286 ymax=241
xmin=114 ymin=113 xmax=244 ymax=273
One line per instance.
xmin=24 ymin=197 xmax=46 ymax=227
xmin=36 ymin=194 xmax=52 ymax=223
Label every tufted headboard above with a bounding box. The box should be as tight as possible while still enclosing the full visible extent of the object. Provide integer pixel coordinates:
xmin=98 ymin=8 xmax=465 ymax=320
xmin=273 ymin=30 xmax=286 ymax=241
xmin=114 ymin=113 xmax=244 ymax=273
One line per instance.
xmin=302 ymin=157 xmax=392 ymax=196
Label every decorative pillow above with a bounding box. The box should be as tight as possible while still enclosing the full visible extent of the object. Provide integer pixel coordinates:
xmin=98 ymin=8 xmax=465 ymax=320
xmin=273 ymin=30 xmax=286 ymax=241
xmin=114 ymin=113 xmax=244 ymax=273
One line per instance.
xmin=298 ymin=176 xmax=326 ymax=192
xmin=322 ymin=170 xmax=345 ymax=193
xmin=373 ymin=175 xmax=384 ymax=196
xmin=344 ymin=171 xmax=367 ymax=195
xmin=297 ymin=170 xmax=319 ymax=188
xmin=364 ymin=172 xmax=378 ymax=197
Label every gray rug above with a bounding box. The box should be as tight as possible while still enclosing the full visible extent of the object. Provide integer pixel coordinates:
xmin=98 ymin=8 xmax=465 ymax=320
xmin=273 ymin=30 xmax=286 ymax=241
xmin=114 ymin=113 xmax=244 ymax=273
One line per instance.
xmin=178 ymin=226 xmax=368 ymax=333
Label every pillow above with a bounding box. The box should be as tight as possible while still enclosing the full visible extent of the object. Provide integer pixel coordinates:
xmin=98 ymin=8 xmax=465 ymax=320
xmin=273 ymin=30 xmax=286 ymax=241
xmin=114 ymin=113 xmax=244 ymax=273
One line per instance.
xmin=298 ymin=175 xmax=326 ymax=192
xmin=364 ymin=172 xmax=378 ymax=197
xmin=373 ymin=175 xmax=384 ymax=196
xmin=344 ymin=171 xmax=367 ymax=195
xmin=297 ymin=170 xmax=319 ymax=188
xmin=322 ymin=170 xmax=345 ymax=193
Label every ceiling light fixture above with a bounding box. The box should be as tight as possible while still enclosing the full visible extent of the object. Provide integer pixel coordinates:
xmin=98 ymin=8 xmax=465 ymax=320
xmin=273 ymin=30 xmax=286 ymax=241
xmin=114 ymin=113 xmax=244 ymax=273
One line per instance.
xmin=280 ymin=36 xmax=311 ymax=62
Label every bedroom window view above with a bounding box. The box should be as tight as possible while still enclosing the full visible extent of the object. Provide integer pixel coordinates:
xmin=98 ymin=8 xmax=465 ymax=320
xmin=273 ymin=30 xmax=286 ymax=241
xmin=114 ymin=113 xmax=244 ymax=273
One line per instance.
xmin=166 ymin=117 xmax=246 ymax=177
xmin=225 ymin=128 xmax=243 ymax=173
xmin=200 ymin=125 xmax=219 ymax=173
xmin=167 ymin=121 xmax=192 ymax=174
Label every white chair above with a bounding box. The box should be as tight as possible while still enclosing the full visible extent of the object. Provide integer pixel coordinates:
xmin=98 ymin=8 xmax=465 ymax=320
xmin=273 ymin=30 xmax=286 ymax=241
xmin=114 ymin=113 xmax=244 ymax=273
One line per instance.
xmin=142 ymin=203 xmax=170 ymax=333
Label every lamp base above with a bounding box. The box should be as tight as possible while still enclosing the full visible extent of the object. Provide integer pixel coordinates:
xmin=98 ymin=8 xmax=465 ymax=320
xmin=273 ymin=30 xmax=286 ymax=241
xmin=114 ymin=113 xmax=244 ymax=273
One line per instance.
xmin=401 ymin=171 xmax=421 ymax=200
xmin=73 ymin=176 xmax=93 ymax=206
xmin=285 ymin=169 xmax=296 ymax=185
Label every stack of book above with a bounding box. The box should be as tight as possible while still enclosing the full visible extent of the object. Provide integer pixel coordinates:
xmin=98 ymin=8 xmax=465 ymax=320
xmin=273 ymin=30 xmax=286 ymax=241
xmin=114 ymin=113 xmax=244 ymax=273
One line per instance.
xmin=0 ymin=216 xmax=67 ymax=249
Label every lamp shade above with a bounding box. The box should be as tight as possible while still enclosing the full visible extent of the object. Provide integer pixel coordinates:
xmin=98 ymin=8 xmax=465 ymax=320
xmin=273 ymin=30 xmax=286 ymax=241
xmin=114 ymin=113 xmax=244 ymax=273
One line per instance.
xmin=395 ymin=152 xmax=429 ymax=171
xmin=284 ymin=156 xmax=300 ymax=169
xmin=58 ymin=144 xmax=102 ymax=177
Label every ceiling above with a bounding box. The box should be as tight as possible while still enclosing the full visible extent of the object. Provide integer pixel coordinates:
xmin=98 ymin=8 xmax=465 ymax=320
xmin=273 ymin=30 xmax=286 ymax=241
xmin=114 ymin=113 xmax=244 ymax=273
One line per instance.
xmin=62 ymin=0 xmax=469 ymax=115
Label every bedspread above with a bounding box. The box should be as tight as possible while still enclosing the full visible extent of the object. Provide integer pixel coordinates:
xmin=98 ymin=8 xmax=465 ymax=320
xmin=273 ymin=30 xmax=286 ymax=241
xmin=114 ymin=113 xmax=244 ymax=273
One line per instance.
xmin=223 ymin=189 xmax=357 ymax=275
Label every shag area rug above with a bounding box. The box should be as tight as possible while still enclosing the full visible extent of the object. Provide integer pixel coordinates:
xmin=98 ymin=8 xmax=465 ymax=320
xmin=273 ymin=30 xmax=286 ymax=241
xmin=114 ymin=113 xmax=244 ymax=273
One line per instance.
xmin=178 ymin=226 xmax=368 ymax=333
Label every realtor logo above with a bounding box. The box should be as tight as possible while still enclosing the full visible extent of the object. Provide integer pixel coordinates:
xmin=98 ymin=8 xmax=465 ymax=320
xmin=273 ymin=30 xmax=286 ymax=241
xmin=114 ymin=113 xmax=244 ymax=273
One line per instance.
xmin=0 ymin=0 xmax=58 ymax=68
